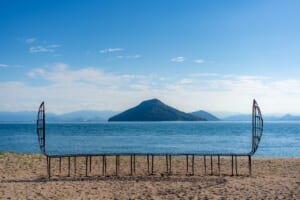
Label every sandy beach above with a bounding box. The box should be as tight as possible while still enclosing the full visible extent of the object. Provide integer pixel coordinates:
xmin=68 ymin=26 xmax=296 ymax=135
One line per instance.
xmin=0 ymin=152 xmax=299 ymax=199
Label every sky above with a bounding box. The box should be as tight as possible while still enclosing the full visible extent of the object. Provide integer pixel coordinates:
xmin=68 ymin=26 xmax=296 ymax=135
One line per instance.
xmin=1 ymin=0 xmax=300 ymax=114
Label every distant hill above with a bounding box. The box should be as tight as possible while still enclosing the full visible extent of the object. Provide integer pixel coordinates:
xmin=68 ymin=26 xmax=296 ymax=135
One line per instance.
xmin=190 ymin=110 xmax=220 ymax=121
xmin=108 ymin=99 xmax=205 ymax=121
xmin=0 ymin=110 xmax=118 ymax=122
xmin=222 ymin=114 xmax=300 ymax=121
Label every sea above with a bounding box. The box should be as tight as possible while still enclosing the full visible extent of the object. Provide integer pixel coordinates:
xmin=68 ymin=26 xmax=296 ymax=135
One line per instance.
xmin=0 ymin=121 xmax=299 ymax=157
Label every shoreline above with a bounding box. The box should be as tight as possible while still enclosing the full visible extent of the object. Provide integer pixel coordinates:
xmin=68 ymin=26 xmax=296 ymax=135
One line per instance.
xmin=0 ymin=152 xmax=299 ymax=199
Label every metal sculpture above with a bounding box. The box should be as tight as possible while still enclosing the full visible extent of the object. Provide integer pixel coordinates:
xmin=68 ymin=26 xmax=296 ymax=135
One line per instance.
xmin=36 ymin=99 xmax=263 ymax=178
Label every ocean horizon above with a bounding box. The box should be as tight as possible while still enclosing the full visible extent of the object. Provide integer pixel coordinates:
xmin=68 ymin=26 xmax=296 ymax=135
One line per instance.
xmin=0 ymin=121 xmax=299 ymax=157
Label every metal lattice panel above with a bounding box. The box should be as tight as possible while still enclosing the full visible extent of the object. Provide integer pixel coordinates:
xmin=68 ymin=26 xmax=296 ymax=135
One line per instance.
xmin=251 ymin=99 xmax=263 ymax=154
xmin=37 ymin=101 xmax=46 ymax=155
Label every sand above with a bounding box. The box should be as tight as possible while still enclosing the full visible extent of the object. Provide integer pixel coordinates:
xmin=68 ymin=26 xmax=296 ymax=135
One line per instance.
xmin=0 ymin=152 xmax=299 ymax=199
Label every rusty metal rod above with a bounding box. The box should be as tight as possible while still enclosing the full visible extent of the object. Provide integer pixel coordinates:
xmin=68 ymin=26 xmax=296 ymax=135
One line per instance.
xmin=211 ymin=155 xmax=213 ymax=175
xmin=89 ymin=156 xmax=92 ymax=173
xmin=204 ymin=155 xmax=206 ymax=174
xmin=151 ymin=155 xmax=154 ymax=175
xmin=85 ymin=156 xmax=88 ymax=176
xmin=192 ymin=154 xmax=194 ymax=176
xmin=147 ymin=154 xmax=149 ymax=175
xmin=235 ymin=155 xmax=238 ymax=176
xmin=249 ymin=155 xmax=252 ymax=176
xmin=186 ymin=155 xmax=188 ymax=174
xmin=59 ymin=156 xmax=61 ymax=175
xmin=74 ymin=156 xmax=76 ymax=175
xmin=231 ymin=155 xmax=234 ymax=176
xmin=218 ymin=155 xmax=220 ymax=176
xmin=68 ymin=156 xmax=70 ymax=177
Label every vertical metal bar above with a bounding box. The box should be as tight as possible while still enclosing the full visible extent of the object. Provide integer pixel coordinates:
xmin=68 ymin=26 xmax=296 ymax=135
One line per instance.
xmin=204 ymin=155 xmax=206 ymax=174
xmin=102 ymin=155 xmax=105 ymax=176
xmin=186 ymin=155 xmax=188 ymax=174
xmin=74 ymin=156 xmax=76 ymax=175
xmin=169 ymin=155 xmax=172 ymax=175
xmin=59 ymin=156 xmax=61 ymax=175
xmin=211 ymin=155 xmax=213 ymax=175
xmin=235 ymin=155 xmax=238 ymax=176
xmin=49 ymin=157 xmax=51 ymax=178
xmin=192 ymin=154 xmax=194 ymax=176
xmin=218 ymin=155 xmax=220 ymax=176
xmin=249 ymin=155 xmax=252 ymax=176
xmin=46 ymin=156 xmax=49 ymax=178
xmin=89 ymin=156 xmax=92 ymax=173
xmin=147 ymin=154 xmax=149 ymax=175
xmin=151 ymin=155 xmax=154 ymax=175
xmin=130 ymin=155 xmax=133 ymax=176
xmin=231 ymin=155 xmax=234 ymax=176
xmin=116 ymin=155 xmax=118 ymax=176
xmin=68 ymin=156 xmax=70 ymax=177
xmin=166 ymin=154 xmax=168 ymax=174
xmin=133 ymin=154 xmax=136 ymax=173
xmin=85 ymin=156 xmax=88 ymax=177
xmin=104 ymin=155 xmax=107 ymax=176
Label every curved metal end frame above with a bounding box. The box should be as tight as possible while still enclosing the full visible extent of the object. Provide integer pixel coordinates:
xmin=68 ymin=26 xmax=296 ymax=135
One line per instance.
xmin=251 ymin=99 xmax=263 ymax=155
xmin=37 ymin=101 xmax=46 ymax=155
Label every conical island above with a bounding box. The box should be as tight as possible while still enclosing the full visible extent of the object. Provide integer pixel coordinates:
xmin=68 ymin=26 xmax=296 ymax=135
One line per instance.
xmin=108 ymin=98 xmax=205 ymax=121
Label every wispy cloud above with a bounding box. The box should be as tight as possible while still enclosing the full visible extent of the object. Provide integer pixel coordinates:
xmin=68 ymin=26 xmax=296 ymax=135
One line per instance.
xmin=0 ymin=64 xmax=8 ymax=67
xmin=127 ymin=55 xmax=141 ymax=59
xmin=118 ymin=55 xmax=141 ymax=59
xmin=194 ymin=59 xmax=205 ymax=63
xmin=179 ymin=78 xmax=193 ymax=84
xmin=190 ymin=73 xmax=219 ymax=77
xmin=26 ymin=38 xmax=36 ymax=43
xmin=100 ymin=48 xmax=123 ymax=53
xmin=171 ymin=57 xmax=185 ymax=62
xmin=30 ymin=45 xmax=61 ymax=53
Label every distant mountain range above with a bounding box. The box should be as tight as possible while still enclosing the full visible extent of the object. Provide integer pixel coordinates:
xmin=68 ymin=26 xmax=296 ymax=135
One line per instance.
xmin=190 ymin=110 xmax=220 ymax=121
xmin=0 ymin=110 xmax=118 ymax=122
xmin=222 ymin=114 xmax=300 ymax=121
xmin=1 ymin=99 xmax=300 ymax=122
xmin=109 ymin=99 xmax=205 ymax=121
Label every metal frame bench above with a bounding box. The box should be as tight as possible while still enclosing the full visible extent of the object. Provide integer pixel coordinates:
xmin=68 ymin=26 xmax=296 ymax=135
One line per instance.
xmin=36 ymin=99 xmax=263 ymax=178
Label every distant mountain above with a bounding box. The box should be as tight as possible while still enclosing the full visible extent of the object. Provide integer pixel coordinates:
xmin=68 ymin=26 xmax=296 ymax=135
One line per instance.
xmin=190 ymin=110 xmax=220 ymax=121
xmin=0 ymin=110 xmax=119 ymax=122
xmin=222 ymin=114 xmax=252 ymax=121
xmin=222 ymin=114 xmax=300 ymax=121
xmin=108 ymin=99 xmax=205 ymax=121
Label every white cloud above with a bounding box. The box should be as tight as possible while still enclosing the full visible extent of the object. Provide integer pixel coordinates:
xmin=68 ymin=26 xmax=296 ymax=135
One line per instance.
xmin=194 ymin=59 xmax=204 ymax=63
xmin=180 ymin=79 xmax=193 ymax=84
xmin=2 ymin=63 xmax=300 ymax=114
xmin=190 ymin=73 xmax=219 ymax=77
xmin=30 ymin=45 xmax=60 ymax=53
xmin=0 ymin=64 xmax=8 ymax=67
xmin=100 ymin=48 xmax=123 ymax=53
xmin=26 ymin=38 xmax=36 ymax=43
xmin=171 ymin=57 xmax=185 ymax=62
xmin=127 ymin=55 xmax=141 ymax=59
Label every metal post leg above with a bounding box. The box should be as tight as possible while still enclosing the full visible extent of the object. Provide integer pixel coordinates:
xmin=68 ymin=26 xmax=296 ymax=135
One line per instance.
xmin=68 ymin=156 xmax=70 ymax=177
xmin=231 ymin=155 xmax=234 ymax=176
xmin=249 ymin=155 xmax=252 ymax=176
xmin=147 ymin=154 xmax=150 ymax=175
xmin=186 ymin=155 xmax=189 ymax=175
xmin=169 ymin=155 xmax=172 ymax=175
xmin=166 ymin=154 xmax=168 ymax=174
xmin=211 ymin=155 xmax=213 ymax=175
xmin=192 ymin=154 xmax=194 ymax=176
xmin=49 ymin=157 xmax=51 ymax=178
xmin=151 ymin=155 xmax=154 ymax=175
xmin=90 ymin=156 xmax=92 ymax=173
xmin=85 ymin=156 xmax=88 ymax=177
xmin=204 ymin=155 xmax=206 ymax=174
xmin=59 ymin=156 xmax=62 ymax=175
xmin=235 ymin=156 xmax=238 ymax=176
xmin=218 ymin=155 xmax=220 ymax=176
xmin=74 ymin=156 xmax=76 ymax=175
xmin=130 ymin=155 xmax=133 ymax=176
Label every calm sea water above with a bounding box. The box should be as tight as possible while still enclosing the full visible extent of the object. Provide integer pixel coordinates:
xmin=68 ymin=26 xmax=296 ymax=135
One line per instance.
xmin=0 ymin=122 xmax=299 ymax=157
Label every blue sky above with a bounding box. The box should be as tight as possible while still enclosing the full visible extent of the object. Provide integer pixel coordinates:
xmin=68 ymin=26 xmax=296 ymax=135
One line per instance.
xmin=1 ymin=0 xmax=300 ymax=114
